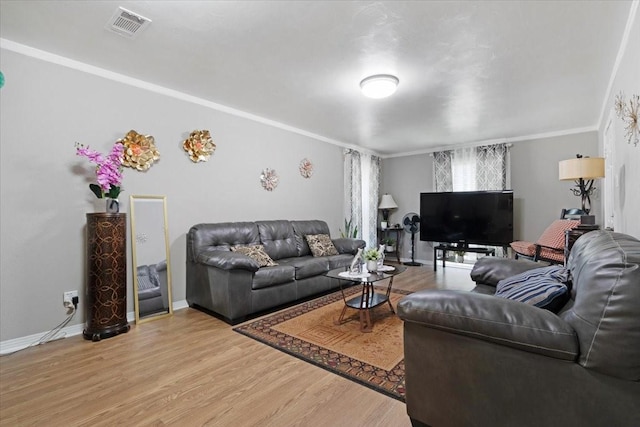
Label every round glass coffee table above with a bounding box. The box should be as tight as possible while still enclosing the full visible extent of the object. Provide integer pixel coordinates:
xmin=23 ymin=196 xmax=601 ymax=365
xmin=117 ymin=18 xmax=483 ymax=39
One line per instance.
xmin=326 ymin=265 xmax=407 ymax=332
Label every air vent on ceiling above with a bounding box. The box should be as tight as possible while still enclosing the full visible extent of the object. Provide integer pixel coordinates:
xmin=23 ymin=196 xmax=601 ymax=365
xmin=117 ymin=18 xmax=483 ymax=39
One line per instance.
xmin=106 ymin=7 xmax=151 ymax=38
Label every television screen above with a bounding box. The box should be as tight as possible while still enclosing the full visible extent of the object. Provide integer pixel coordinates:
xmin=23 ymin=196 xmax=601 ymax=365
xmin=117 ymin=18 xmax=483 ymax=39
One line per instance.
xmin=420 ymin=191 xmax=513 ymax=246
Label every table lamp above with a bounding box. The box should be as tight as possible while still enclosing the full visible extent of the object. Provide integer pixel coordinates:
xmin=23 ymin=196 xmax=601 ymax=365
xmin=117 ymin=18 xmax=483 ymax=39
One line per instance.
xmin=378 ymin=194 xmax=398 ymax=229
xmin=559 ymin=154 xmax=605 ymax=223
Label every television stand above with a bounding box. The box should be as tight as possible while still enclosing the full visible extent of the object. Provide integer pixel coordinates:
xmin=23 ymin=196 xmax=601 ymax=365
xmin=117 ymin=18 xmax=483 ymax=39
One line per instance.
xmin=433 ymin=244 xmax=496 ymax=271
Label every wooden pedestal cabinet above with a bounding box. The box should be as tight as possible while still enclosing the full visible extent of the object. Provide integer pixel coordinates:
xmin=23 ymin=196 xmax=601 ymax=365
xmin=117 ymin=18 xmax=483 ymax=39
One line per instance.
xmin=83 ymin=213 xmax=130 ymax=341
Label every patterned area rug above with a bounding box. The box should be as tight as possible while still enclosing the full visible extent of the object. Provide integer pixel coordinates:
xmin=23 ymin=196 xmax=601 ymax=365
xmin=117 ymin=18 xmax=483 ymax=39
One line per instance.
xmin=233 ymin=285 xmax=411 ymax=401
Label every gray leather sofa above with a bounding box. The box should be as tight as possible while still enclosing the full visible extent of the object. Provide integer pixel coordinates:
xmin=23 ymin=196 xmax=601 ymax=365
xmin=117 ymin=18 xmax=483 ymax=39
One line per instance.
xmin=136 ymin=260 xmax=169 ymax=317
xmin=186 ymin=219 xmax=365 ymax=324
xmin=398 ymin=230 xmax=640 ymax=427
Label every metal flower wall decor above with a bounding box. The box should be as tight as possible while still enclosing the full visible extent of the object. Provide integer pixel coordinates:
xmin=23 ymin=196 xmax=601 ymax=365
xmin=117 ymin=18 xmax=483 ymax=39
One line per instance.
xmin=183 ymin=129 xmax=216 ymax=162
xmin=299 ymin=158 xmax=313 ymax=178
xmin=118 ymin=130 xmax=160 ymax=171
xmin=615 ymin=92 xmax=639 ymax=147
xmin=260 ymin=168 xmax=279 ymax=191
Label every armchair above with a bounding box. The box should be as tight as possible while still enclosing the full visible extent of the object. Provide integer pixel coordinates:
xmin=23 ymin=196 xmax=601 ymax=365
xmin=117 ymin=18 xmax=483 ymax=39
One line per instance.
xmin=398 ymin=231 xmax=640 ymax=427
xmin=510 ymin=218 xmax=580 ymax=264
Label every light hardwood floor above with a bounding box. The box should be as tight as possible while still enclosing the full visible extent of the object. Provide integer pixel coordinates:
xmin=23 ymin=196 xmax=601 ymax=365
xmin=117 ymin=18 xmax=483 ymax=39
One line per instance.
xmin=0 ymin=264 xmax=476 ymax=427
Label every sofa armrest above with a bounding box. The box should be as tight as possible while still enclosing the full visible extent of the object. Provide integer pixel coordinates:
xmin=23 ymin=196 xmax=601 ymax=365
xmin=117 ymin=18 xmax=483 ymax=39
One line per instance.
xmin=470 ymin=257 xmax=542 ymax=286
xmin=196 ymin=249 xmax=260 ymax=272
xmin=332 ymin=238 xmax=366 ymax=255
xmin=397 ymin=290 xmax=578 ymax=361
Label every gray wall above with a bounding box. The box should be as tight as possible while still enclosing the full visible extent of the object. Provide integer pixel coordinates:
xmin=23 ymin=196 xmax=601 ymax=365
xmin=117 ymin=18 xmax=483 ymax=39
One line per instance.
xmin=510 ymin=132 xmax=600 ymax=241
xmin=380 ymin=153 xmax=434 ymax=263
xmin=0 ymin=49 xmax=345 ymax=341
xmin=381 ymin=132 xmax=600 ymax=263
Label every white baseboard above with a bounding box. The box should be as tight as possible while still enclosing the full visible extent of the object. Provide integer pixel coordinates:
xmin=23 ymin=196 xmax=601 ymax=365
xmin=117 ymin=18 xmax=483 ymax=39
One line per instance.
xmin=0 ymin=300 xmax=188 ymax=356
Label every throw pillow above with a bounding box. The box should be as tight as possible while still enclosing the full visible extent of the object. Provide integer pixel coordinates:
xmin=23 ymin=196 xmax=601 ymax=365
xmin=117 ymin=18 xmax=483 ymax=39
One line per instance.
xmin=305 ymin=234 xmax=339 ymax=257
xmin=495 ymin=265 xmax=570 ymax=313
xmin=231 ymin=245 xmax=277 ymax=267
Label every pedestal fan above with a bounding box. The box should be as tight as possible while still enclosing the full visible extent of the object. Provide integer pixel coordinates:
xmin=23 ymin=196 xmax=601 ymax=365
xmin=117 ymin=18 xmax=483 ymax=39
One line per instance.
xmin=402 ymin=212 xmax=422 ymax=266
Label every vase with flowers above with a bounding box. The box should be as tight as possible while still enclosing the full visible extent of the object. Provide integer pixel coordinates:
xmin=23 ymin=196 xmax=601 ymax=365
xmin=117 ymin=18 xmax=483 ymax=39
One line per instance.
xmin=76 ymin=142 xmax=125 ymax=213
xmin=363 ymin=247 xmax=382 ymax=272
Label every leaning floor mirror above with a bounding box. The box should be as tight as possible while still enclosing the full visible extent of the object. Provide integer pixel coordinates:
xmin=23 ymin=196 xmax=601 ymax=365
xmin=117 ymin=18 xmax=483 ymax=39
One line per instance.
xmin=130 ymin=195 xmax=173 ymax=324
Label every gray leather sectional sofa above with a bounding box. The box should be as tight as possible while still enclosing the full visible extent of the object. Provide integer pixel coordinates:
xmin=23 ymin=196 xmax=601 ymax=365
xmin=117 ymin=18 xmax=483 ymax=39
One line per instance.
xmin=398 ymin=230 xmax=640 ymax=427
xmin=186 ymin=219 xmax=365 ymax=324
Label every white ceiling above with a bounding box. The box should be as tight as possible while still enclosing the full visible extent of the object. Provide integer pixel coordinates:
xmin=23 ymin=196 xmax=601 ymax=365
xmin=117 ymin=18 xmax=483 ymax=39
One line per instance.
xmin=0 ymin=1 xmax=634 ymax=156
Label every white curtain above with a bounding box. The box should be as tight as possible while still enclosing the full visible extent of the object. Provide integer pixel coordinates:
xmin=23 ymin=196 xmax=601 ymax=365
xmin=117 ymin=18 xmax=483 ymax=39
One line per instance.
xmin=434 ymin=151 xmax=453 ymax=192
xmin=476 ymin=144 xmax=509 ymax=190
xmin=451 ymin=147 xmax=477 ymax=191
xmin=364 ymin=154 xmax=381 ymax=248
xmin=435 ymin=143 xmax=509 ymax=191
xmin=343 ymin=149 xmax=362 ymax=239
xmin=343 ymin=149 xmax=380 ymax=248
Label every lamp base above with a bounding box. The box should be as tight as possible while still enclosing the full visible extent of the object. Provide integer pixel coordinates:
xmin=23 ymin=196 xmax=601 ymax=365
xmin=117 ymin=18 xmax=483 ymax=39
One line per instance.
xmin=580 ymin=215 xmax=595 ymax=225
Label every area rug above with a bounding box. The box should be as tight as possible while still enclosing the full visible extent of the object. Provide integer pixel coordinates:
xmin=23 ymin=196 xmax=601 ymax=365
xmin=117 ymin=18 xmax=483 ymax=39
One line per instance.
xmin=233 ymin=285 xmax=411 ymax=401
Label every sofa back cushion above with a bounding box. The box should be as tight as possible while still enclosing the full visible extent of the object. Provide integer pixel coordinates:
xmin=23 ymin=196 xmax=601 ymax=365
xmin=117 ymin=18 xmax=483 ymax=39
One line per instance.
xmin=536 ymin=219 xmax=580 ymax=249
xmin=256 ymin=220 xmax=299 ymax=260
xmin=291 ymin=220 xmax=331 ymax=256
xmin=136 ymin=265 xmax=158 ymax=291
xmin=187 ymin=222 xmax=260 ymax=261
xmin=562 ymin=231 xmax=640 ymax=380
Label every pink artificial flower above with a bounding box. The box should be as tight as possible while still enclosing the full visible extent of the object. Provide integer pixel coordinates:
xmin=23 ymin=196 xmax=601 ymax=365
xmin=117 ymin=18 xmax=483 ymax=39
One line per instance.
xmin=76 ymin=142 xmax=125 ymax=197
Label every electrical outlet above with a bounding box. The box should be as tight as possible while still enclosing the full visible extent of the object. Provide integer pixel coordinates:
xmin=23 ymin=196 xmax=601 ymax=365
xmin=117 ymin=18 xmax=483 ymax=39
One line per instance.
xmin=63 ymin=290 xmax=78 ymax=305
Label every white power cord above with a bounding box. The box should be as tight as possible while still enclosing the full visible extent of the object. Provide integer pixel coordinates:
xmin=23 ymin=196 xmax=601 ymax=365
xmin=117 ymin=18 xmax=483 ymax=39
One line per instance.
xmin=5 ymin=303 xmax=78 ymax=356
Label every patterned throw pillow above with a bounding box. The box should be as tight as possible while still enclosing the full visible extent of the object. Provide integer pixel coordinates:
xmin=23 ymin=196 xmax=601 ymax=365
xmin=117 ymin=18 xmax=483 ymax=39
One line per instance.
xmin=231 ymin=245 xmax=277 ymax=267
xmin=495 ymin=265 xmax=570 ymax=313
xmin=305 ymin=234 xmax=339 ymax=257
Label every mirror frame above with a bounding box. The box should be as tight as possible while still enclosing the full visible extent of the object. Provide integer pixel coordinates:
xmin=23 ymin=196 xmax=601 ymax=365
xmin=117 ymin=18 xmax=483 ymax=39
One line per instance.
xmin=130 ymin=195 xmax=173 ymax=324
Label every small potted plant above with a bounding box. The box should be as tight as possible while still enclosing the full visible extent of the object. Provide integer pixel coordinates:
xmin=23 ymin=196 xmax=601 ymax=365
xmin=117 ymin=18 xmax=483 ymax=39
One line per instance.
xmin=363 ymin=247 xmax=382 ymax=272
xmin=455 ymin=250 xmax=465 ymax=263
xmin=382 ymin=238 xmax=396 ymax=253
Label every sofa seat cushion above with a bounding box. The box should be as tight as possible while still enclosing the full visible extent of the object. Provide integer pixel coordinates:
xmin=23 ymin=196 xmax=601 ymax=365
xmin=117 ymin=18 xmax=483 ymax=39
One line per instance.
xmin=537 ymin=247 xmax=565 ymax=263
xmin=139 ymin=286 xmax=162 ymax=300
xmin=252 ymin=265 xmax=295 ymax=290
xmin=510 ymin=240 xmax=535 ymax=256
xmin=277 ymin=256 xmax=329 ymax=280
xmin=495 ymin=265 xmax=570 ymax=313
xmin=231 ymin=245 xmax=277 ymax=267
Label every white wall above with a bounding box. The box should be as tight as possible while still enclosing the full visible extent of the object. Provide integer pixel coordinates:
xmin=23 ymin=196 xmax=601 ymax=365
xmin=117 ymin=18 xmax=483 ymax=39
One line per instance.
xmin=0 ymin=49 xmax=346 ymax=341
xmin=598 ymin=5 xmax=639 ymax=238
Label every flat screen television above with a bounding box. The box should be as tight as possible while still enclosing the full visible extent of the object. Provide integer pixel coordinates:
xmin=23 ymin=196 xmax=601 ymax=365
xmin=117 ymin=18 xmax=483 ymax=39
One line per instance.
xmin=420 ymin=190 xmax=513 ymax=247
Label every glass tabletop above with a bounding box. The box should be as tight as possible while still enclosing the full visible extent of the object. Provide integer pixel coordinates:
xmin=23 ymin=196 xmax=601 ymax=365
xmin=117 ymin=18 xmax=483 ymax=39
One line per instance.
xmin=326 ymin=264 xmax=407 ymax=283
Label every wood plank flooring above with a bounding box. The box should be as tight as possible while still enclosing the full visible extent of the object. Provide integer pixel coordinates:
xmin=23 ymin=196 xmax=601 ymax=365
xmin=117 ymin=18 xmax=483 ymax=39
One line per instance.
xmin=0 ymin=264 xmax=476 ymax=427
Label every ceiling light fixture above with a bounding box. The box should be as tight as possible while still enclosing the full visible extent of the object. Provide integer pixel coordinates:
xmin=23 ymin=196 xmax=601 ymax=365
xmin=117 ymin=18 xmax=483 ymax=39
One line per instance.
xmin=360 ymin=74 xmax=399 ymax=99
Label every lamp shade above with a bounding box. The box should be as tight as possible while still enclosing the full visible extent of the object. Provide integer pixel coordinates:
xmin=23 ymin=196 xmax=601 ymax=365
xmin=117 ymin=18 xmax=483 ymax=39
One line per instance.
xmin=559 ymin=157 xmax=605 ymax=180
xmin=378 ymin=194 xmax=398 ymax=210
xmin=360 ymin=75 xmax=399 ymax=99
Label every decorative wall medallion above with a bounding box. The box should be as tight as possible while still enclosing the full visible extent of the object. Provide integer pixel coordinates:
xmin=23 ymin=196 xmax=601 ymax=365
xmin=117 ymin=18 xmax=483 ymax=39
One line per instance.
xmin=183 ymin=129 xmax=216 ymax=162
xmin=299 ymin=158 xmax=313 ymax=178
xmin=260 ymin=168 xmax=279 ymax=191
xmin=615 ymin=92 xmax=639 ymax=147
xmin=118 ymin=130 xmax=160 ymax=171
